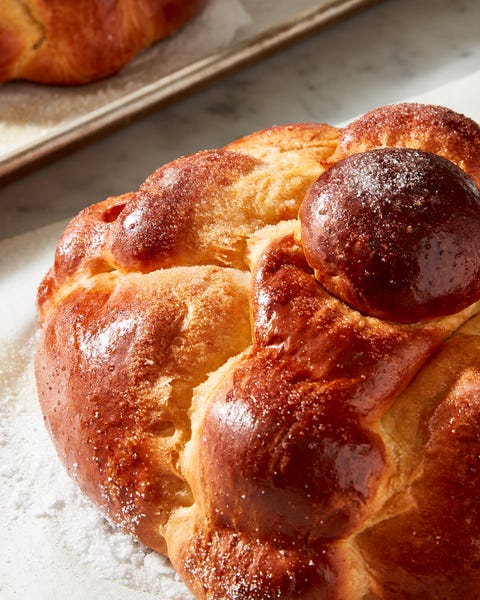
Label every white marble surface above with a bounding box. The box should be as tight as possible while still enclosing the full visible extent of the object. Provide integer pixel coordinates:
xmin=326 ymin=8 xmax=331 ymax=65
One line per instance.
xmin=2 ymin=0 xmax=480 ymax=239
xmin=1 ymin=2 xmax=480 ymax=598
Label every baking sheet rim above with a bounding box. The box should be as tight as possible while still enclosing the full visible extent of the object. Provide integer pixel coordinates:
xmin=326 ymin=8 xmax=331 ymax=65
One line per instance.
xmin=0 ymin=0 xmax=380 ymax=182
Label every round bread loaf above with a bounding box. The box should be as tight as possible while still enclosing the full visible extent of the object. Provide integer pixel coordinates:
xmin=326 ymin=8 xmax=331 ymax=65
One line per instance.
xmin=0 ymin=0 xmax=206 ymax=85
xmin=35 ymin=104 xmax=480 ymax=598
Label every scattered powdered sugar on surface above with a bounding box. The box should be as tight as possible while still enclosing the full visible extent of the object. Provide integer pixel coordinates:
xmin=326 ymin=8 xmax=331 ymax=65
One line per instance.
xmin=0 ymin=225 xmax=193 ymax=600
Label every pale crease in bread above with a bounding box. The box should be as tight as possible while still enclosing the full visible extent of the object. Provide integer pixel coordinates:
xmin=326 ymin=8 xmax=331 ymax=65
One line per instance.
xmin=35 ymin=105 xmax=480 ymax=598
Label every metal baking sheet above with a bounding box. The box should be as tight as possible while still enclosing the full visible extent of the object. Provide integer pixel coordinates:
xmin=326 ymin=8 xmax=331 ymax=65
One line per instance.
xmin=0 ymin=0 xmax=380 ymax=182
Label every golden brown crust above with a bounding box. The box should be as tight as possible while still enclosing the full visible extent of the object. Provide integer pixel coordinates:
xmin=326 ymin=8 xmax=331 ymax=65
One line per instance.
xmin=0 ymin=0 xmax=206 ymax=85
xmin=35 ymin=121 xmax=337 ymax=558
xmin=35 ymin=105 xmax=480 ymax=599
xmin=330 ymin=102 xmax=480 ymax=186
xmin=37 ymin=123 xmax=339 ymax=321
xmin=225 ymin=122 xmax=340 ymax=161
xmin=36 ymin=265 xmax=252 ymax=553
xmin=358 ymin=319 xmax=480 ymax=598
xmin=178 ymin=230 xmax=464 ymax=598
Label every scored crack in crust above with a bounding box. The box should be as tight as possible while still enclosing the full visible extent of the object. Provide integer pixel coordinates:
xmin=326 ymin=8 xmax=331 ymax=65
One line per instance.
xmin=0 ymin=0 xmax=206 ymax=85
xmin=35 ymin=104 xmax=480 ymax=598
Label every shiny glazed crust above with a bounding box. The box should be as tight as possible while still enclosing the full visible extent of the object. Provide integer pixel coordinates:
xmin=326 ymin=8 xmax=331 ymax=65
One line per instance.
xmin=35 ymin=105 xmax=480 ymax=598
xmin=0 ymin=0 xmax=206 ymax=85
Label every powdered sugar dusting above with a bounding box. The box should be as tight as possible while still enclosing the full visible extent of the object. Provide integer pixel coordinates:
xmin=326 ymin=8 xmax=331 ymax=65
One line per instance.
xmin=0 ymin=225 xmax=193 ymax=599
